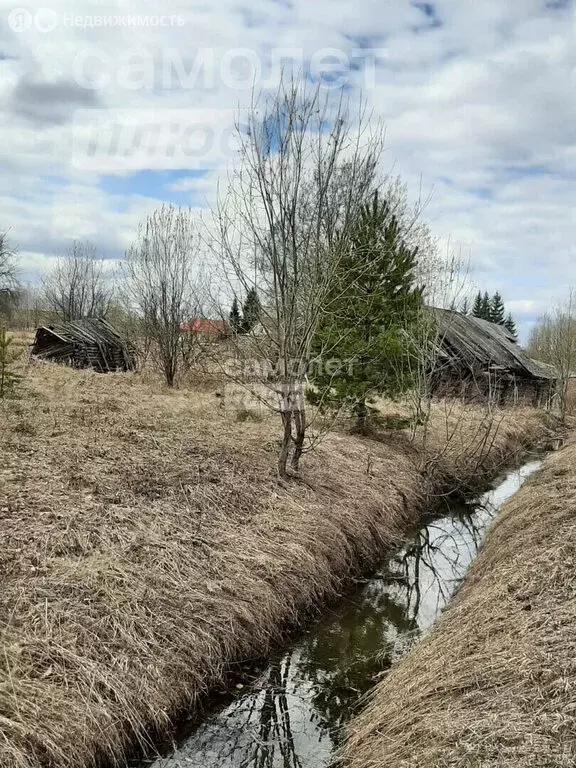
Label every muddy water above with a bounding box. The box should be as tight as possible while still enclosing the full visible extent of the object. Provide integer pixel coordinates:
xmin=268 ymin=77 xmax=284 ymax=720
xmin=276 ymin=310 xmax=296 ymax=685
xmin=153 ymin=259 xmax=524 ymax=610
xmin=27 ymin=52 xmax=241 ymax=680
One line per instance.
xmin=143 ymin=460 xmax=542 ymax=768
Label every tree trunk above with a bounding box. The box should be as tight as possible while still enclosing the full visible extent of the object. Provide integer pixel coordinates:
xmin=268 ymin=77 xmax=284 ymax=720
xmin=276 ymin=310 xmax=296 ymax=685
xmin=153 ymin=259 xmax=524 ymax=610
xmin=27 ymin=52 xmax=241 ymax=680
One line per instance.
xmin=278 ymin=410 xmax=293 ymax=479
xmin=291 ymin=408 xmax=306 ymax=472
xmin=560 ymin=378 xmax=569 ymax=423
xmin=164 ymin=354 xmax=176 ymax=387
xmin=355 ymin=397 xmax=368 ymax=433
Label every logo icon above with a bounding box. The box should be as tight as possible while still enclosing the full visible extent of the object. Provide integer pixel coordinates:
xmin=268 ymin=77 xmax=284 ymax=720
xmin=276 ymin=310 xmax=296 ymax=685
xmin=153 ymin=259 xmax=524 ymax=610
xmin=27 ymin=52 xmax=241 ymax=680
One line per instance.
xmin=35 ymin=8 xmax=58 ymax=32
xmin=8 ymin=8 xmax=33 ymax=32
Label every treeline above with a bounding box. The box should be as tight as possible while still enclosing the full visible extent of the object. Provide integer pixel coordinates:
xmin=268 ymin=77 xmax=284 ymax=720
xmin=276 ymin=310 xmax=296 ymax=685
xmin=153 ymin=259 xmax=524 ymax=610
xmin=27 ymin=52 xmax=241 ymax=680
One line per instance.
xmin=461 ymin=291 xmax=517 ymax=338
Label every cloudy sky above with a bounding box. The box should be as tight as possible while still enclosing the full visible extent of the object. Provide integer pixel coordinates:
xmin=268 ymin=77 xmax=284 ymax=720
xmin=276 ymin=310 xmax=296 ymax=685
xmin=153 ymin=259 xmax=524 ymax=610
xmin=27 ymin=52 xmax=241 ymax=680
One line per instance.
xmin=0 ymin=0 xmax=574 ymax=339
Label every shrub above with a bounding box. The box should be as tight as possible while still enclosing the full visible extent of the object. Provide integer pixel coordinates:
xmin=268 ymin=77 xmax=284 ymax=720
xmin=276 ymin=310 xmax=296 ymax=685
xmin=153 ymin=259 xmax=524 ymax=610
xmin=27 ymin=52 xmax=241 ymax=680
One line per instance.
xmin=0 ymin=327 xmax=23 ymax=399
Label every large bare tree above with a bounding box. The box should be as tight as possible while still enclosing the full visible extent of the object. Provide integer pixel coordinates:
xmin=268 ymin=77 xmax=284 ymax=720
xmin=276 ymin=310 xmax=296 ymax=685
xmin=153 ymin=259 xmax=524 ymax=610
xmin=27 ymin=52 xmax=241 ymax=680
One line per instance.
xmin=43 ymin=240 xmax=112 ymax=321
xmin=211 ymin=79 xmax=385 ymax=478
xmin=123 ymin=204 xmax=200 ymax=387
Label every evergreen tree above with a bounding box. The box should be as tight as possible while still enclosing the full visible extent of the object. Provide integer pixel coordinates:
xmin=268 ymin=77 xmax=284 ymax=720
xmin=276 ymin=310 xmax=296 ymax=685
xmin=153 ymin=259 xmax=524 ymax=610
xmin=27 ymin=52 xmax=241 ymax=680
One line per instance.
xmin=481 ymin=291 xmax=491 ymax=320
xmin=472 ymin=290 xmax=493 ymax=321
xmin=504 ymin=312 xmax=518 ymax=339
xmin=472 ymin=288 xmax=518 ymax=335
xmin=490 ymin=291 xmax=505 ymax=324
xmin=472 ymin=291 xmax=483 ymax=318
xmin=309 ymin=190 xmax=423 ymax=431
xmin=461 ymin=296 xmax=470 ymax=315
xmin=228 ymin=297 xmax=242 ymax=332
xmin=242 ymin=287 xmax=261 ymax=333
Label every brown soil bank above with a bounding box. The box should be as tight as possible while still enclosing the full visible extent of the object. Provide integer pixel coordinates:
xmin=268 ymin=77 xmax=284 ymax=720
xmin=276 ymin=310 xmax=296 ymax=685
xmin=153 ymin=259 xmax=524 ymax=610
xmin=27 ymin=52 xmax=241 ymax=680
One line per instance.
xmin=0 ymin=362 xmax=557 ymax=768
xmin=343 ymin=435 xmax=576 ymax=768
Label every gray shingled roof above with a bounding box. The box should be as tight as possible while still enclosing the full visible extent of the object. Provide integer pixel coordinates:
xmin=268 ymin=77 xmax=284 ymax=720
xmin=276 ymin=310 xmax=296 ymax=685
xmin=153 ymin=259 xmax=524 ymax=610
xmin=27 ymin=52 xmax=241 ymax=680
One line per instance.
xmin=434 ymin=309 xmax=557 ymax=381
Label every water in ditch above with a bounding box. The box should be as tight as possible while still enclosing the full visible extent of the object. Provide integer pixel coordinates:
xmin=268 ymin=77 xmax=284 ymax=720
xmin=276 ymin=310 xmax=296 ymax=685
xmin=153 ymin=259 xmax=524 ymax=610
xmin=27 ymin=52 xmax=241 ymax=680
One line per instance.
xmin=143 ymin=460 xmax=542 ymax=768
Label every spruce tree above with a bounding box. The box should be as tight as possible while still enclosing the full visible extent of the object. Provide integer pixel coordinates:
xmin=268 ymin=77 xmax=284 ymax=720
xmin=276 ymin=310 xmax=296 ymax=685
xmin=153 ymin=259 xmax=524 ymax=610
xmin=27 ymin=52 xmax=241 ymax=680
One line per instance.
xmin=242 ymin=287 xmax=261 ymax=333
xmin=228 ymin=297 xmax=242 ymax=333
xmin=472 ymin=288 xmax=517 ymax=334
xmin=472 ymin=292 xmax=483 ymax=318
xmin=461 ymin=296 xmax=470 ymax=315
xmin=481 ymin=291 xmax=491 ymax=320
xmin=490 ymin=291 xmax=505 ymax=325
xmin=309 ymin=190 xmax=423 ymax=431
xmin=504 ymin=312 xmax=518 ymax=339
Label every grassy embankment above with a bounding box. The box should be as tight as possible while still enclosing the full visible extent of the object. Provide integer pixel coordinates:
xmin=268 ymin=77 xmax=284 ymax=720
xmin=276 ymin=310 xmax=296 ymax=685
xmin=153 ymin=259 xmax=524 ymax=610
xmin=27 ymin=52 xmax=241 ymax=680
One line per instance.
xmin=343 ymin=435 xmax=576 ymax=768
xmin=0 ymin=352 xmax=558 ymax=768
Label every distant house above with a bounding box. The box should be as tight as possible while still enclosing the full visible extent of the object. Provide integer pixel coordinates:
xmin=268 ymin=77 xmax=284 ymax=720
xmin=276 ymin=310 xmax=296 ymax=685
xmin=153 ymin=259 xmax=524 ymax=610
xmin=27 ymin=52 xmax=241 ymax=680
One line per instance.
xmin=180 ymin=319 xmax=229 ymax=338
xmin=31 ymin=318 xmax=136 ymax=373
xmin=431 ymin=309 xmax=557 ymax=407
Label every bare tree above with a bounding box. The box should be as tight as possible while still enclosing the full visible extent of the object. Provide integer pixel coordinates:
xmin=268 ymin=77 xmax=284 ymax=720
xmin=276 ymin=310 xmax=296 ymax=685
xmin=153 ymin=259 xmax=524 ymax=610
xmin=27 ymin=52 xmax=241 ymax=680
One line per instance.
xmin=404 ymin=248 xmax=472 ymax=441
xmin=123 ymin=204 xmax=200 ymax=387
xmin=0 ymin=231 xmax=20 ymax=321
xmin=528 ymin=288 xmax=576 ymax=420
xmin=43 ymin=240 xmax=112 ymax=321
xmin=210 ymin=79 xmax=384 ymax=479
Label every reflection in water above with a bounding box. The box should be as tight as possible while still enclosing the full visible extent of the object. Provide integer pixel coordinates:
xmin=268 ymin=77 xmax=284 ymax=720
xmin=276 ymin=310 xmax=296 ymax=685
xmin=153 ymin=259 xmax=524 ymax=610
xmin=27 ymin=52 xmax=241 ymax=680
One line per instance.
xmin=146 ymin=461 xmax=542 ymax=768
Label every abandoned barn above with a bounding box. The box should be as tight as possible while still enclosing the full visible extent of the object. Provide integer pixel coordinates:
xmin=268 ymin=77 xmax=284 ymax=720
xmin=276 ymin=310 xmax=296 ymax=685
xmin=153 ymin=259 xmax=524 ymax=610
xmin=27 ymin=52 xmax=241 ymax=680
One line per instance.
xmin=31 ymin=318 xmax=136 ymax=373
xmin=432 ymin=309 xmax=557 ymax=406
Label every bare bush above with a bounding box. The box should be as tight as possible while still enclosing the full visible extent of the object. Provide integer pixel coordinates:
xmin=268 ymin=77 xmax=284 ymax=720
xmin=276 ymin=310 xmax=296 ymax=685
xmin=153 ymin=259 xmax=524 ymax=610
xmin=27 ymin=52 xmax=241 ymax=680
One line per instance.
xmin=123 ymin=204 xmax=201 ymax=387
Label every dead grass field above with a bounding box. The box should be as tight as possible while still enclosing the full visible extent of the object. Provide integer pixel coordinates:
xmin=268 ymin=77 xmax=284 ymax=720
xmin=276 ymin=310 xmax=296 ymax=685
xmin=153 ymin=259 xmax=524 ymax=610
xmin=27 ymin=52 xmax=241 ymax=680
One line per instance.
xmin=343 ymin=436 xmax=576 ymax=768
xmin=0 ymin=354 xmax=558 ymax=768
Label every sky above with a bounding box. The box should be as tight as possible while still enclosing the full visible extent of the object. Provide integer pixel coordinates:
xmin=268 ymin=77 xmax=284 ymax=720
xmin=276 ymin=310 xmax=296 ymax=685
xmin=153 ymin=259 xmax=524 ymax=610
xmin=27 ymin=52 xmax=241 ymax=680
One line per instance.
xmin=0 ymin=0 xmax=574 ymax=340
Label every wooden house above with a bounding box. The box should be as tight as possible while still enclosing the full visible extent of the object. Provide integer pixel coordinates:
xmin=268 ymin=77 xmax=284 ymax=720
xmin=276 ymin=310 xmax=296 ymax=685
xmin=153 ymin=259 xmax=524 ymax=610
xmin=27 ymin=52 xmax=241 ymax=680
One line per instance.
xmin=431 ymin=309 xmax=557 ymax=407
xmin=31 ymin=318 xmax=136 ymax=373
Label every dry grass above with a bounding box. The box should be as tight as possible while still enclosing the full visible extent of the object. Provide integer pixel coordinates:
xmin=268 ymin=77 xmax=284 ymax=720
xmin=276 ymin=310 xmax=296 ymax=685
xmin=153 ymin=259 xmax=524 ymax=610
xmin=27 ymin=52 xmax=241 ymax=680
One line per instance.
xmin=564 ymin=380 xmax=576 ymax=416
xmin=343 ymin=435 xmax=576 ymax=768
xmin=0 ymin=358 xmax=556 ymax=768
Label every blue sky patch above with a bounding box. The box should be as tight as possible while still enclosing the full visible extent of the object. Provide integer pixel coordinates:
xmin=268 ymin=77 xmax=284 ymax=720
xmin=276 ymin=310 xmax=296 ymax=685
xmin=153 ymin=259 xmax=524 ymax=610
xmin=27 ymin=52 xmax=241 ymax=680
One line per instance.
xmin=100 ymin=170 xmax=210 ymax=207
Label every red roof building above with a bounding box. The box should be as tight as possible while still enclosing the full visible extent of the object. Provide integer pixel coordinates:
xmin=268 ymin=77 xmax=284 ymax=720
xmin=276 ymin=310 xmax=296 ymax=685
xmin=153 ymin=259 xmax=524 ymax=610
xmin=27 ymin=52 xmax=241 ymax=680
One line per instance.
xmin=180 ymin=319 xmax=228 ymax=335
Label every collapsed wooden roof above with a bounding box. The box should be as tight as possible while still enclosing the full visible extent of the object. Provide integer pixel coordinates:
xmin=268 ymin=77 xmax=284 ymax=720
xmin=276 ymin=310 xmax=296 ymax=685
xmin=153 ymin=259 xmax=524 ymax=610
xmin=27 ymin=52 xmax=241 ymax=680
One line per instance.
xmin=434 ymin=309 xmax=556 ymax=381
xmin=31 ymin=318 xmax=136 ymax=373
